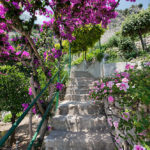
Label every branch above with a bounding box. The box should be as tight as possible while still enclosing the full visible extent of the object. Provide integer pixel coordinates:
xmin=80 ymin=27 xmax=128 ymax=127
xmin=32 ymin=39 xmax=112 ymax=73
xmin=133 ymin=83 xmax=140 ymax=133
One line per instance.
xmin=112 ymin=0 xmax=120 ymax=11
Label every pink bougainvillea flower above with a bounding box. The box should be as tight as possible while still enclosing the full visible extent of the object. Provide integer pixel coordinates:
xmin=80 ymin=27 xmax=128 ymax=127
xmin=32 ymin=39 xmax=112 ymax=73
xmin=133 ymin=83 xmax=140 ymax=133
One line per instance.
xmin=116 ymin=73 xmax=121 ymax=78
xmin=108 ymin=96 xmax=114 ymax=103
xmin=28 ymin=87 xmax=32 ymax=96
xmin=121 ymin=72 xmax=130 ymax=78
xmin=22 ymin=103 xmax=29 ymax=111
xmin=113 ymin=121 xmax=119 ymax=129
xmin=133 ymin=145 xmax=146 ymax=150
xmin=100 ymin=83 xmax=105 ymax=89
xmin=103 ymin=89 xmax=107 ymax=93
xmin=130 ymin=65 xmax=134 ymax=69
xmin=21 ymin=51 xmax=30 ymax=59
xmin=106 ymin=81 xmax=114 ymax=88
xmin=122 ymin=78 xmax=129 ymax=83
xmin=119 ymin=83 xmax=129 ymax=92
xmin=125 ymin=64 xmax=134 ymax=70
xmin=122 ymin=112 xmax=130 ymax=121
xmin=32 ymin=106 xmax=36 ymax=114
xmin=125 ymin=64 xmax=130 ymax=70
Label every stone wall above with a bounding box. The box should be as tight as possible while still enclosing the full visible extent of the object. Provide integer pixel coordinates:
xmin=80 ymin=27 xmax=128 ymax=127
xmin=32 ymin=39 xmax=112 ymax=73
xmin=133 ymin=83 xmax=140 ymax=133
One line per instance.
xmin=72 ymin=60 xmax=142 ymax=79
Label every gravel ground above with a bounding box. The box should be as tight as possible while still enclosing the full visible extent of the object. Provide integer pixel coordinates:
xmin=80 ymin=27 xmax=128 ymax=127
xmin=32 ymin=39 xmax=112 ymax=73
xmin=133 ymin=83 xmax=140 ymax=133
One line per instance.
xmin=0 ymin=115 xmax=41 ymax=150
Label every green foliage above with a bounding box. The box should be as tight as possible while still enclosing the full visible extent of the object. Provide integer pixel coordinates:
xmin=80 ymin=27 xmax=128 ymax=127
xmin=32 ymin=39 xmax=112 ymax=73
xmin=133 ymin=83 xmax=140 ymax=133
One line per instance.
xmin=0 ymin=65 xmax=30 ymax=114
xmin=71 ymin=24 xmax=105 ymax=53
xmin=72 ymin=49 xmax=104 ymax=65
xmin=3 ymin=112 xmax=23 ymax=123
xmin=105 ymin=35 xmax=120 ymax=48
xmin=121 ymin=7 xmax=150 ymax=39
xmin=3 ymin=114 xmax=12 ymax=123
xmin=55 ymin=40 xmax=69 ymax=53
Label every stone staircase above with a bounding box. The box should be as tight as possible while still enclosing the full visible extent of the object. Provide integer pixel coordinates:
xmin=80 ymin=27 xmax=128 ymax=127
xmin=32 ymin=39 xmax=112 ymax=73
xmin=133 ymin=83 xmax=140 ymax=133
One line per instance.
xmin=45 ymin=71 xmax=115 ymax=150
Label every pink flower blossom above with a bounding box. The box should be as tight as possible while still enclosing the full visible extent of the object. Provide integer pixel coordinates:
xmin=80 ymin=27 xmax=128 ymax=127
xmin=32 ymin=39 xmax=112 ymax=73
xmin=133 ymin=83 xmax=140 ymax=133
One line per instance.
xmin=106 ymin=81 xmax=114 ymax=88
xmin=122 ymin=78 xmax=129 ymax=83
xmin=21 ymin=51 xmax=30 ymax=59
xmin=133 ymin=145 xmax=146 ymax=150
xmin=113 ymin=121 xmax=119 ymax=128
xmin=121 ymin=72 xmax=130 ymax=78
xmin=103 ymin=89 xmax=107 ymax=93
xmin=100 ymin=83 xmax=105 ymax=89
xmin=108 ymin=96 xmax=114 ymax=103
xmin=125 ymin=64 xmax=134 ymax=70
xmin=28 ymin=87 xmax=32 ymax=96
xmin=22 ymin=103 xmax=29 ymax=111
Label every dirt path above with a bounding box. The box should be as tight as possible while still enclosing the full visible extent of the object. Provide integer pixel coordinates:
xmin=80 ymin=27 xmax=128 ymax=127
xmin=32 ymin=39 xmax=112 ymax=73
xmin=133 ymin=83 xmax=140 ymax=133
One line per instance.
xmin=0 ymin=115 xmax=41 ymax=150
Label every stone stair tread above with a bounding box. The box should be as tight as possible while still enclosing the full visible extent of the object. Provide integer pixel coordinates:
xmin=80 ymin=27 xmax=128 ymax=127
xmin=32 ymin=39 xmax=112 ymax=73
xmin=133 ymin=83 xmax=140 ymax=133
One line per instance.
xmin=45 ymin=130 xmax=114 ymax=150
xmin=51 ymin=114 xmax=107 ymax=132
xmin=57 ymin=100 xmax=104 ymax=115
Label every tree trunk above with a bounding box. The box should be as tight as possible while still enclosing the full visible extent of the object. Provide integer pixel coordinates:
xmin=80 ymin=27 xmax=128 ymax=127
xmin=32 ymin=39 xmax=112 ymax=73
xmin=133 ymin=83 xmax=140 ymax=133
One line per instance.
xmin=85 ymin=51 xmax=86 ymax=61
xmin=138 ymin=30 xmax=145 ymax=51
xmin=10 ymin=113 xmax=16 ymax=146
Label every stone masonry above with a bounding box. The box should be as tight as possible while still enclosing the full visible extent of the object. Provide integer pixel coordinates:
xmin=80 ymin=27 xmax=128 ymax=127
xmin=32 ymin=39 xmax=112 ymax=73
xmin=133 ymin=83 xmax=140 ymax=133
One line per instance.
xmin=45 ymin=71 xmax=115 ymax=150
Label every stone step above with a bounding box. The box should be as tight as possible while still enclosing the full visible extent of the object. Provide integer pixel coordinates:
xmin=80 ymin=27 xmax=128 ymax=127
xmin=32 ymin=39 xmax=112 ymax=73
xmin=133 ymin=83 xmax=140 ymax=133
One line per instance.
xmin=57 ymin=101 xmax=104 ymax=116
xmin=69 ymin=79 xmax=94 ymax=85
xmin=67 ymin=85 xmax=93 ymax=89
xmin=71 ymin=71 xmax=93 ymax=78
xmin=45 ymin=130 xmax=115 ymax=150
xmin=51 ymin=114 xmax=107 ymax=132
xmin=69 ymin=77 xmax=95 ymax=82
xmin=66 ymin=88 xmax=90 ymax=94
xmin=64 ymin=94 xmax=90 ymax=101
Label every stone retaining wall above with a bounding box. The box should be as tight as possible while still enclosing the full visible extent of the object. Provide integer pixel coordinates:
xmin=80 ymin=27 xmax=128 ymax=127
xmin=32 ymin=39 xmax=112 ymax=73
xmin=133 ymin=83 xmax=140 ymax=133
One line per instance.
xmin=72 ymin=60 xmax=142 ymax=79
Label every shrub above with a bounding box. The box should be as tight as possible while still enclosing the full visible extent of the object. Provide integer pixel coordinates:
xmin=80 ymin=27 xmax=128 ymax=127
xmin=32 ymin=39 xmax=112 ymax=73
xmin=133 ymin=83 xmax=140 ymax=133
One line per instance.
xmin=105 ymin=35 xmax=120 ymax=48
xmin=3 ymin=114 xmax=12 ymax=123
xmin=89 ymin=63 xmax=150 ymax=149
xmin=3 ymin=112 xmax=23 ymax=123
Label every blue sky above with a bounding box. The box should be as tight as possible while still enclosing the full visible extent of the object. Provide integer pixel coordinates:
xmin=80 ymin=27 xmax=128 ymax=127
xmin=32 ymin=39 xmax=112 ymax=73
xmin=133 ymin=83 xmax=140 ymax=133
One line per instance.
xmin=118 ymin=0 xmax=149 ymax=9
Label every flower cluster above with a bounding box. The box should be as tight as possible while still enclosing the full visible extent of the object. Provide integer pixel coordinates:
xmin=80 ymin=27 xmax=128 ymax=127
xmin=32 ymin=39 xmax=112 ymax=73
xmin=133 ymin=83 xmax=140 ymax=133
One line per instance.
xmin=56 ymin=82 xmax=63 ymax=91
xmin=43 ymin=48 xmax=62 ymax=60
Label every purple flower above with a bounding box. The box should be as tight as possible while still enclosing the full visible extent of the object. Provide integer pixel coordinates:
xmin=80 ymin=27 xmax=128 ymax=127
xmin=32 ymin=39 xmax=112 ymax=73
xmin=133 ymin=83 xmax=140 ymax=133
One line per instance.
xmin=32 ymin=106 xmax=36 ymax=114
xmin=22 ymin=103 xmax=29 ymax=111
xmin=133 ymin=145 xmax=146 ymax=150
xmin=21 ymin=51 xmax=30 ymax=59
xmin=56 ymin=82 xmax=63 ymax=91
xmin=16 ymin=51 xmax=21 ymax=56
xmin=47 ymin=126 xmax=51 ymax=131
xmin=28 ymin=87 xmax=32 ymax=96
xmin=12 ymin=2 xmax=20 ymax=9
xmin=47 ymin=70 xmax=51 ymax=77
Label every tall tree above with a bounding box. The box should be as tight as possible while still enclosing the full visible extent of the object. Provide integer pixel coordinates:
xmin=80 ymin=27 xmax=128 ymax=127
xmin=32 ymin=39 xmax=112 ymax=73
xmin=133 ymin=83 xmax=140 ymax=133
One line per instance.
xmin=121 ymin=7 xmax=150 ymax=51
